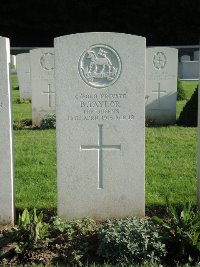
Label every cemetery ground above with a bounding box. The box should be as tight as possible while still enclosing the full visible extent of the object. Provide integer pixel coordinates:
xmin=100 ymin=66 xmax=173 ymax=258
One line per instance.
xmin=12 ymin=76 xmax=198 ymax=212
xmin=0 ymin=75 xmax=199 ymax=266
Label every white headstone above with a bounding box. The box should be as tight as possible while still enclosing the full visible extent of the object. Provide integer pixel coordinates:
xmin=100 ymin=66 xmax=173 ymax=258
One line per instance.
xmin=180 ymin=61 xmax=199 ymax=80
xmin=0 ymin=36 xmax=14 ymax=224
xmin=146 ymin=47 xmax=178 ymax=125
xmin=16 ymin=53 xmax=31 ymax=100
xmin=30 ymin=48 xmax=55 ymax=126
xmin=11 ymin=55 xmax=16 ymax=69
xmin=197 ymin=50 xmax=200 ymax=209
xmin=181 ymin=55 xmax=190 ymax=62
xmin=194 ymin=50 xmax=199 ymax=61
xmin=55 ymin=32 xmax=145 ymax=220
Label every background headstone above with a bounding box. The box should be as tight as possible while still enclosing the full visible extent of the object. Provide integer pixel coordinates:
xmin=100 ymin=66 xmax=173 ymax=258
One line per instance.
xmin=197 ymin=50 xmax=200 ymax=209
xmin=180 ymin=55 xmax=190 ymax=62
xmin=179 ymin=61 xmax=199 ymax=80
xmin=0 ymin=36 xmax=14 ymax=224
xmin=30 ymin=48 xmax=55 ymax=126
xmin=11 ymin=55 xmax=16 ymax=73
xmin=146 ymin=47 xmax=178 ymax=125
xmin=55 ymin=32 xmax=145 ymax=220
xmin=16 ymin=53 xmax=31 ymax=100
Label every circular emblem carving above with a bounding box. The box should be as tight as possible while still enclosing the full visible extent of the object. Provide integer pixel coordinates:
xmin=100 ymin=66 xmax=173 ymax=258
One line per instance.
xmin=153 ymin=52 xmax=166 ymax=70
xmin=78 ymin=45 xmax=121 ymax=88
xmin=40 ymin=52 xmax=54 ymax=71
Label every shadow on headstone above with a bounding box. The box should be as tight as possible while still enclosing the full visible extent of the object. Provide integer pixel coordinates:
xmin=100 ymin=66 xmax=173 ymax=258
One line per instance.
xmin=145 ymin=92 xmax=177 ymax=126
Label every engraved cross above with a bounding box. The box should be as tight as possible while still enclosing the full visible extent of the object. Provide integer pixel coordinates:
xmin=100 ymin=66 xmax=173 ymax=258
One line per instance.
xmin=25 ymin=69 xmax=31 ymax=76
xmin=81 ymin=124 xmax=121 ymax=189
xmin=152 ymin=82 xmax=166 ymax=108
xmin=157 ymin=56 xmax=163 ymax=65
xmin=42 ymin=84 xmax=55 ymax=108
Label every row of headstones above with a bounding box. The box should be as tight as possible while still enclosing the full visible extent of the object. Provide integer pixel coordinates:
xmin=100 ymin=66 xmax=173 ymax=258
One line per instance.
xmin=180 ymin=51 xmax=199 ymax=62
xmin=16 ymin=46 xmax=178 ymax=126
xmin=179 ymin=52 xmax=199 ymax=80
xmin=16 ymin=48 xmax=55 ymax=126
xmin=1 ymin=33 xmax=196 ymax=225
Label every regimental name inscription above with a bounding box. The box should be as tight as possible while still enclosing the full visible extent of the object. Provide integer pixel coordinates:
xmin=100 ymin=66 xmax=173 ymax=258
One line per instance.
xmin=67 ymin=92 xmax=135 ymax=121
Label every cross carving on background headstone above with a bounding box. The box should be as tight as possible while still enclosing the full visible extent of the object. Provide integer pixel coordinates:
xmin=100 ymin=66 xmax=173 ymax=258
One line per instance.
xmin=151 ymin=82 xmax=166 ymax=109
xmin=42 ymin=83 xmax=55 ymax=108
xmin=25 ymin=69 xmax=31 ymax=76
xmin=157 ymin=56 xmax=163 ymax=65
xmin=81 ymin=124 xmax=121 ymax=189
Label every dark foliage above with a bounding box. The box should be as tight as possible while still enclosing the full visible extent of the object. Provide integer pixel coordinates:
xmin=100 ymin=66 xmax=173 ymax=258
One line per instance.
xmin=177 ymin=86 xmax=198 ymax=127
xmin=1 ymin=204 xmax=200 ymax=266
xmin=153 ymin=201 xmax=200 ymax=265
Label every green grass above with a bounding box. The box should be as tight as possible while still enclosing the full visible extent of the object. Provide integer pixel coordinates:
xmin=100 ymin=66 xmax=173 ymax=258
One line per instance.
xmin=181 ymin=81 xmax=198 ymax=99
xmin=11 ymin=73 xmax=18 ymax=89
xmin=14 ymin=130 xmax=56 ymax=210
xmin=14 ymin=127 xmax=198 ymax=210
xmin=146 ymin=126 xmax=197 ymax=206
xmin=11 ymin=76 xmax=199 ymax=213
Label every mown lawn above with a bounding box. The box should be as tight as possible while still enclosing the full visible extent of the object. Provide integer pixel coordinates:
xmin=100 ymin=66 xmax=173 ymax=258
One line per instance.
xmin=12 ymin=76 xmax=199 ymax=213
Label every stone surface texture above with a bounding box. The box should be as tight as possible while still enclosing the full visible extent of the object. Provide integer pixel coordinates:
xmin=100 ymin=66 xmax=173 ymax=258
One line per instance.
xmin=11 ymin=55 xmax=16 ymax=69
xmin=179 ymin=61 xmax=199 ymax=80
xmin=0 ymin=36 xmax=14 ymax=224
xmin=55 ymin=32 xmax=145 ymax=220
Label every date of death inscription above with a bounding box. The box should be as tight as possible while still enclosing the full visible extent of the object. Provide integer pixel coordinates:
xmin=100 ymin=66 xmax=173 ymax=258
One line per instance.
xmin=67 ymin=93 xmax=135 ymax=121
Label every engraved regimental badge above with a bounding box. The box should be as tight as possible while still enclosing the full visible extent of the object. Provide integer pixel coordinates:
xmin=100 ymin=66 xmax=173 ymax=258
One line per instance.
xmin=40 ymin=52 xmax=54 ymax=71
xmin=79 ymin=45 xmax=121 ymax=88
xmin=153 ymin=52 xmax=166 ymax=70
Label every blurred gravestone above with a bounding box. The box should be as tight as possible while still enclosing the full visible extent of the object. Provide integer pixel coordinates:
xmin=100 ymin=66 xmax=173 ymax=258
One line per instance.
xmin=11 ymin=55 xmax=16 ymax=73
xmin=197 ymin=49 xmax=200 ymax=209
xmin=16 ymin=53 xmax=31 ymax=100
xmin=0 ymin=36 xmax=14 ymax=224
xmin=181 ymin=55 xmax=190 ymax=62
